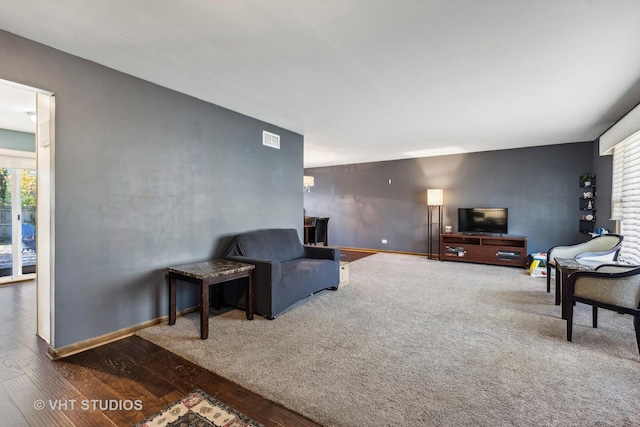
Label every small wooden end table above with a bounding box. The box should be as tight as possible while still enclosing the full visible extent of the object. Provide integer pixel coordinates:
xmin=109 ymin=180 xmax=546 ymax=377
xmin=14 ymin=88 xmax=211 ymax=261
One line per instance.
xmin=554 ymin=258 xmax=602 ymax=320
xmin=168 ymin=259 xmax=255 ymax=339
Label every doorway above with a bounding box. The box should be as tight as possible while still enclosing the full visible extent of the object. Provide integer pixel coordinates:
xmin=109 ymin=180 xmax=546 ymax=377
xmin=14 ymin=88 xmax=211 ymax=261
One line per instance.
xmin=0 ymin=165 xmax=37 ymax=282
xmin=0 ymin=79 xmax=54 ymax=346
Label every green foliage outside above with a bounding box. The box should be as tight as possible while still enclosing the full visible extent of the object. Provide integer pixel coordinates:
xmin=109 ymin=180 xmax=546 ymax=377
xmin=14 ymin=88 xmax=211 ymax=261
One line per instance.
xmin=21 ymin=169 xmax=37 ymax=207
xmin=0 ymin=169 xmax=8 ymax=207
xmin=0 ymin=168 xmax=37 ymax=207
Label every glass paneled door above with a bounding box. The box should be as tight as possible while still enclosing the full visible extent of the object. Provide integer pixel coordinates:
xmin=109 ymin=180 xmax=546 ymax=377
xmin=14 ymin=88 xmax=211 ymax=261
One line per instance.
xmin=0 ymin=167 xmax=36 ymax=281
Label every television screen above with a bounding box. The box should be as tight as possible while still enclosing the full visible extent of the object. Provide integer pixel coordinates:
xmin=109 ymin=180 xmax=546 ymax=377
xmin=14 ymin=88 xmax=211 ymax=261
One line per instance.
xmin=458 ymin=208 xmax=508 ymax=235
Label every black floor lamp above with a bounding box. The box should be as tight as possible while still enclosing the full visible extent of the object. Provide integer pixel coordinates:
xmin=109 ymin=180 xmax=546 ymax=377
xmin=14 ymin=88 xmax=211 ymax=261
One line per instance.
xmin=427 ymin=189 xmax=444 ymax=259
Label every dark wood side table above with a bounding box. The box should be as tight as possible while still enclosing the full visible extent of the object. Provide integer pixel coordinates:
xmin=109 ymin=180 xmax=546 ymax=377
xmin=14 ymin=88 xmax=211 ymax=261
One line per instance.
xmin=168 ymin=259 xmax=255 ymax=339
xmin=554 ymin=258 xmax=601 ymax=320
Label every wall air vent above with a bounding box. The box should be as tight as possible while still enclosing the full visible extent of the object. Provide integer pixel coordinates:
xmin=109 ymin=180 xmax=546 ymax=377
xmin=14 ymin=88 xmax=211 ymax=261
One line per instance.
xmin=262 ymin=131 xmax=280 ymax=149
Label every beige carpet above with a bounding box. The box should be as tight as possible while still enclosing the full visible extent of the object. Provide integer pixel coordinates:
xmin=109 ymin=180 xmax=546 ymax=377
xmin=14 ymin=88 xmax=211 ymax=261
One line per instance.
xmin=137 ymin=253 xmax=640 ymax=426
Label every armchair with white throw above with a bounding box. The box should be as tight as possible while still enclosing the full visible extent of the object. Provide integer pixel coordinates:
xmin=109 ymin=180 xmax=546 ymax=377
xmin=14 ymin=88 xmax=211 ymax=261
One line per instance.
xmin=546 ymin=234 xmax=624 ymax=294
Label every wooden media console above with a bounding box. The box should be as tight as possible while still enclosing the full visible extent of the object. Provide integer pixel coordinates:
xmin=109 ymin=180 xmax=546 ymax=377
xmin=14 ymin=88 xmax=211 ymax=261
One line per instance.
xmin=440 ymin=233 xmax=527 ymax=268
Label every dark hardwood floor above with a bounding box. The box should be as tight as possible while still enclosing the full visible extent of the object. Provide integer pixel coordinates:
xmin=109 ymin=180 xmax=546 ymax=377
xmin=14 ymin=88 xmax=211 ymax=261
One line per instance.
xmin=339 ymin=248 xmax=376 ymax=262
xmin=0 ymin=250 xmax=373 ymax=426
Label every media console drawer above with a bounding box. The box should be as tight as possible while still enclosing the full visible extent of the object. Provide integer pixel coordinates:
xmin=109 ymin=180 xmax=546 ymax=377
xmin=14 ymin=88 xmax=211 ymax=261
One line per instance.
xmin=440 ymin=234 xmax=527 ymax=268
xmin=496 ymin=250 xmax=523 ymax=261
xmin=443 ymin=245 xmax=466 ymax=257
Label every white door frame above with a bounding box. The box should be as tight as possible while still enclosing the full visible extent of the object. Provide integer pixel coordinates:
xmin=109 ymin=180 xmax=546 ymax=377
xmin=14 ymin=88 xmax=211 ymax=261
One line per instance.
xmin=0 ymin=79 xmax=55 ymax=346
xmin=36 ymin=92 xmax=55 ymax=346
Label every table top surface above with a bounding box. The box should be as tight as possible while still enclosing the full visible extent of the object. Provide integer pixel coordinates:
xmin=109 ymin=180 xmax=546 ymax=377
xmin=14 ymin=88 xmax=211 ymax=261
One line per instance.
xmin=168 ymin=259 xmax=254 ymax=280
xmin=554 ymin=258 xmax=604 ymax=271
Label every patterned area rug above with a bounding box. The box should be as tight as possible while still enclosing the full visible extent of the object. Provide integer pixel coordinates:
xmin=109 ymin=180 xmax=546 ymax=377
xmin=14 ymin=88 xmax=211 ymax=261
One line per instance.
xmin=134 ymin=389 xmax=264 ymax=427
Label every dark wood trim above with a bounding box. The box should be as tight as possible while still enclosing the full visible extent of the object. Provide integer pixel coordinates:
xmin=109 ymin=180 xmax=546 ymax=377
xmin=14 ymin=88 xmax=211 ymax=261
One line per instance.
xmin=47 ymin=306 xmax=200 ymax=360
xmin=339 ymin=246 xmax=427 ymax=257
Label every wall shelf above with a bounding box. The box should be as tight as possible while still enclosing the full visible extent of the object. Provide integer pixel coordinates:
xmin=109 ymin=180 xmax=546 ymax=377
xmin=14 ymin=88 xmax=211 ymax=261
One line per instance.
xmin=579 ymin=177 xmax=596 ymax=234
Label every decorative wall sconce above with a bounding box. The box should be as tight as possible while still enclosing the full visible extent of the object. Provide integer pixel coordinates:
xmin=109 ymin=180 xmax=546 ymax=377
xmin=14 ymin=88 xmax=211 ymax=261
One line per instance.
xmin=427 ymin=189 xmax=444 ymax=259
xmin=303 ymin=175 xmax=315 ymax=192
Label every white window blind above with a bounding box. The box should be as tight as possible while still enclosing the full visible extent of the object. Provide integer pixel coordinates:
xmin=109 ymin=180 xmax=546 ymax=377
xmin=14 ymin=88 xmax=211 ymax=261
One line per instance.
xmin=612 ymin=131 xmax=640 ymax=264
xmin=611 ymin=142 xmax=624 ymax=220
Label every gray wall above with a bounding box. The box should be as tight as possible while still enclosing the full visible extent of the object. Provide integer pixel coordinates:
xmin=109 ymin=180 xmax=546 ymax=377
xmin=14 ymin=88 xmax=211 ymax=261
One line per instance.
xmin=0 ymin=29 xmax=303 ymax=348
xmin=0 ymin=129 xmax=35 ymax=152
xmin=304 ymin=142 xmax=596 ymax=255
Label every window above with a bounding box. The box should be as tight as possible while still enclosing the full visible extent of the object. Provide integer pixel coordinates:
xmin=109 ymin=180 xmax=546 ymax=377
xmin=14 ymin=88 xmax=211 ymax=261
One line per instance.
xmin=611 ymin=130 xmax=640 ymax=264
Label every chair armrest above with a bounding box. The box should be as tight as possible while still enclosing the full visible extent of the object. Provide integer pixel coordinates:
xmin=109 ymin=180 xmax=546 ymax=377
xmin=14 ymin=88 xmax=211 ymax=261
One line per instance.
xmin=594 ymin=263 xmax=640 ymax=273
xmin=224 ymin=255 xmax=282 ymax=284
xmin=549 ymin=239 xmax=623 ymax=262
xmin=548 ymin=244 xmax=591 ymax=261
xmin=304 ymin=245 xmax=340 ymax=261
xmin=576 ymin=246 xmax=621 ymax=261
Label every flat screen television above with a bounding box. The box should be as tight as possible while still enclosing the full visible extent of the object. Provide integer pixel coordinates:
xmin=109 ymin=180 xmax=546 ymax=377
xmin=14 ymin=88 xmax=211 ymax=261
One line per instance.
xmin=458 ymin=208 xmax=508 ymax=235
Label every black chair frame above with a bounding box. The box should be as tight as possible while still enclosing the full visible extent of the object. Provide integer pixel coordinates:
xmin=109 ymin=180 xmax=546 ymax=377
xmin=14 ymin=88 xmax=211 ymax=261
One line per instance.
xmin=566 ymin=266 xmax=640 ymax=354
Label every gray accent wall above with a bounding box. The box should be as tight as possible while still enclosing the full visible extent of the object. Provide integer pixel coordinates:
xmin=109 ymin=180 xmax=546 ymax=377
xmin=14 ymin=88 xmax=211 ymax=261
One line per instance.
xmin=1 ymin=29 xmax=303 ymax=348
xmin=304 ymin=142 xmax=596 ymax=255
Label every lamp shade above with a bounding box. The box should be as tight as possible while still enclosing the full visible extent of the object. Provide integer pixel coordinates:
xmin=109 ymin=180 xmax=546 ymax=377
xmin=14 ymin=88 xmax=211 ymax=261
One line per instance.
xmin=427 ymin=189 xmax=444 ymax=206
xmin=303 ymin=176 xmax=315 ymax=187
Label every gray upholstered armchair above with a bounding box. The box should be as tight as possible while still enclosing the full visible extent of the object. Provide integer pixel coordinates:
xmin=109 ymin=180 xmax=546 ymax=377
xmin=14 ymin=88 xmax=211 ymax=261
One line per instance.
xmin=546 ymin=234 xmax=624 ymax=293
xmin=566 ymin=264 xmax=640 ymax=354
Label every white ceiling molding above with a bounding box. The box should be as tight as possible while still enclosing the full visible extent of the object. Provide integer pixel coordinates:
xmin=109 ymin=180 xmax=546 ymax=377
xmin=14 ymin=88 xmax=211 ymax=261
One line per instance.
xmin=599 ymin=102 xmax=640 ymax=156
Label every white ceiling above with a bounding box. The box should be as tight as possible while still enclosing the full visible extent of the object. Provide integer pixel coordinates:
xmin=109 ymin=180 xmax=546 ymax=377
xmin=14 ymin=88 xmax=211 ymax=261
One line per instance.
xmin=1 ymin=1 xmax=639 ymax=167
xmin=0 ymin=84 xmax=35 ymax=134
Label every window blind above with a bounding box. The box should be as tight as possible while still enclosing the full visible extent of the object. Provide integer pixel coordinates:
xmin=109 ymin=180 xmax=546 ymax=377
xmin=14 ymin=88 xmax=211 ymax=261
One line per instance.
xmin=611 ymin=142 xmax=624 ymax=220
xmin=612 ymin=131 xmax=640 ymax=264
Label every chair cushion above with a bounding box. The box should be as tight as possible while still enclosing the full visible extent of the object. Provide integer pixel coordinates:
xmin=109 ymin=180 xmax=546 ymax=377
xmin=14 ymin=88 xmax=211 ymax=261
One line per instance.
xmin=229 ymin=228 xmax=305 ymax=262
xmin=574 ymin=276 xmax=640 ymax=309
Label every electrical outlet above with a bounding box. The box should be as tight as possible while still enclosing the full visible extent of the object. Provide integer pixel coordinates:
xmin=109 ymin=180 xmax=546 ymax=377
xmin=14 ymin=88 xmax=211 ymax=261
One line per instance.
xmin=382 ymin=239 xmax=387 ymax=244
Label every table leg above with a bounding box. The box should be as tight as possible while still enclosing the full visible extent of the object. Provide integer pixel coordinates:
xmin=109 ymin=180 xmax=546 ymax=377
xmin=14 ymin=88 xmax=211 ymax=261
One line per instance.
xmin=561 ymin=269 xmax=572 ymax=320
xmin=555 ymin=264 xmax=561 ymax=306
xmin=246 ymin=272 xmax=254 ymax=320
xmin=169 ymin=273 xmax=177 ymax=325
xmin=200 ymin=281 xmax=209 ymax=340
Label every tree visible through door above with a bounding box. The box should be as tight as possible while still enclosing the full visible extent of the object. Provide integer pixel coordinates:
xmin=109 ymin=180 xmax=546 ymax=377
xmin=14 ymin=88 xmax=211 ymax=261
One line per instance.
xmin=0 ymin=167 xmax=36 ymax=279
